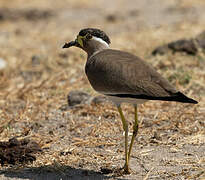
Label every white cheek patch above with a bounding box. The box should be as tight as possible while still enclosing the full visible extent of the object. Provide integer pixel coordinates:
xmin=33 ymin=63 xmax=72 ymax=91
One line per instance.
xmin=92 ymin=36 xmax=109 ymax=47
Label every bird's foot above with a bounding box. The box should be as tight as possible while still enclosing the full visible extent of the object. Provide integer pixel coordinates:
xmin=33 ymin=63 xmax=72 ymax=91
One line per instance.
xmin=122 ymin=164 xmax=131 ymax=174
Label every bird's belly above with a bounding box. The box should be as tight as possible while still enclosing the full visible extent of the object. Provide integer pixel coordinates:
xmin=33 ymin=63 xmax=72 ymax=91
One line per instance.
xmin=105 ymin=94 xmax=148 ymax=105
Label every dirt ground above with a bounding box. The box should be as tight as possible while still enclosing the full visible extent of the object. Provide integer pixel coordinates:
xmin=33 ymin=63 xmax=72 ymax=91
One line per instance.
xmin=0 ymin=0 xmax=204 ymax=179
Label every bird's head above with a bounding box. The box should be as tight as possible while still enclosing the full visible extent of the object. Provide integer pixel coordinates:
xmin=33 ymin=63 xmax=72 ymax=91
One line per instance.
xmin=62 ymin=28 xmax=111 ymax=56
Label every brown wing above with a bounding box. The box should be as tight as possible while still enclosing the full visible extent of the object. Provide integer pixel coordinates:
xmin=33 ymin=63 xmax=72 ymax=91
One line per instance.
xmin=86 ymin=49 xmax=176 ymax=95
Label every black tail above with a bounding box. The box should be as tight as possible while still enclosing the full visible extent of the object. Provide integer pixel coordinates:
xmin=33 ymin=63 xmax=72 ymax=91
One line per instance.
xmin=107 ymin=92 xmax=198 ymax=104
xmin=173 ymin=92 xmax=198 ymax=104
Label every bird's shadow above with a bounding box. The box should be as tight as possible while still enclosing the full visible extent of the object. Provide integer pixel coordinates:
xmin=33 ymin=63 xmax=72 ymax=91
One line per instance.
xmin=0 ymin=165 xmax=129 ymax=180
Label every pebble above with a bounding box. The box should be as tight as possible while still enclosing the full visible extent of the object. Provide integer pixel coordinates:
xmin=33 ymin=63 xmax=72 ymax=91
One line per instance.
xmin=67 ymin=90 xmax=91 ymax=106
xmin=0 ymin=58 xmax=7 ymax=69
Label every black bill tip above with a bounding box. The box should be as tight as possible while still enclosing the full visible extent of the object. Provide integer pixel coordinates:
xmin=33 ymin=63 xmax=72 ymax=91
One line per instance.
xmin=62 ymin=41 xmax=77 ymax=48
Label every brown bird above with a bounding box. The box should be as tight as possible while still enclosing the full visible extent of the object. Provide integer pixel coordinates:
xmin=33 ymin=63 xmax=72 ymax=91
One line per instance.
xmin=62 ymin=28 xmax=198 ymax=174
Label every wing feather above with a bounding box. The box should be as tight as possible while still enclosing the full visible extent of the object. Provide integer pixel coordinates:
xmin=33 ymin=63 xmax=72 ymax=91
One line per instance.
xmin=86 ymin=49 xmax=177 ymax=97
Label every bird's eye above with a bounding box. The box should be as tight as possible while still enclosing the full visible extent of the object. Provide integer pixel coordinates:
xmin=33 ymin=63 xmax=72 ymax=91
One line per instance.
xmin=85 ymin=33 xmax=92 ymax=40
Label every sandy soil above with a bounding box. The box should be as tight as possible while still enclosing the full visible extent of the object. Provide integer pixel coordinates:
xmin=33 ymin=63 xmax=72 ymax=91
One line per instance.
xmin=0 ymin=0 xmax=204 ymax=179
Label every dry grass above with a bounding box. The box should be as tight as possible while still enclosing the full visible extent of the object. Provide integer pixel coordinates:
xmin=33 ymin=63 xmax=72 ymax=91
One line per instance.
xmin=0 ymin=0 xmax=204 ymax=179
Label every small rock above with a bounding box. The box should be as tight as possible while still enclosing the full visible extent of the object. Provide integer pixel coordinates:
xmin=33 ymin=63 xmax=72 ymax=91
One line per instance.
xmin=168 ymin=39 xmax=197 ymax=55
xmin=0 ymin=58 xmax=7 ymax=70
xmin=152 ymin=45 xmax=169 ymax=55
xmin=67 ymin=90 xmax=91 ymax=106
xmin=152 ymin=38 xmax=198 ymax=56
xmin=92 ymin=95 xmax=109 ymax=105
xmin=152 ymin=30 xmax=205 ymax=56
xmin=195 ymin=30 xmax=205 ymax=50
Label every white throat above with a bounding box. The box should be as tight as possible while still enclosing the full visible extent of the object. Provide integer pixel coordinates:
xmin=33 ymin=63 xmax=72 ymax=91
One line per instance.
xmin=92 ymin=36 xmax=109 ymax=48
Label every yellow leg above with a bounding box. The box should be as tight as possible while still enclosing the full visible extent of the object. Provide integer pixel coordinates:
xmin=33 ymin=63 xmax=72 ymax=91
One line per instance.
xmin=117 ymin=105 xmax=130 ymax=174
xmin=128 ymin=104 xmax=138 ymax=161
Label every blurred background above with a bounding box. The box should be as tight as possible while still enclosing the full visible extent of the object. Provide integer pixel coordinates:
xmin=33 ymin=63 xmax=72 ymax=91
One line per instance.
xmin=0 ymin=0 xmax=204 ymax=179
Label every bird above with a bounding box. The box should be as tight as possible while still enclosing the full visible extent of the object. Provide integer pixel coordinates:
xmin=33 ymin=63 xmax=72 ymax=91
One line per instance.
xmin=62 ymin=28 xmax=198 ymax=174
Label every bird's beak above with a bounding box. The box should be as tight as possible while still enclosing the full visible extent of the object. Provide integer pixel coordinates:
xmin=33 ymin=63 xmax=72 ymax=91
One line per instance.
xmin=62 ymin=35 xmax=84 ymax=49
xmin=62 ymin=40 xmax=78 ymax=48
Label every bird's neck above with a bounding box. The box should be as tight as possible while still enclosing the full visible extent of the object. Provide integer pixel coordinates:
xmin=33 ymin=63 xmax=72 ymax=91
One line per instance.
xmin=85 ymin=38 xmax=110 ymax=59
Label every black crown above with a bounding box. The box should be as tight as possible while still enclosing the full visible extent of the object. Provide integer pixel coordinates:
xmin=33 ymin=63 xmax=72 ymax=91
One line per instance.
xmin=79 ymin=28 xmax=111 ymax=44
